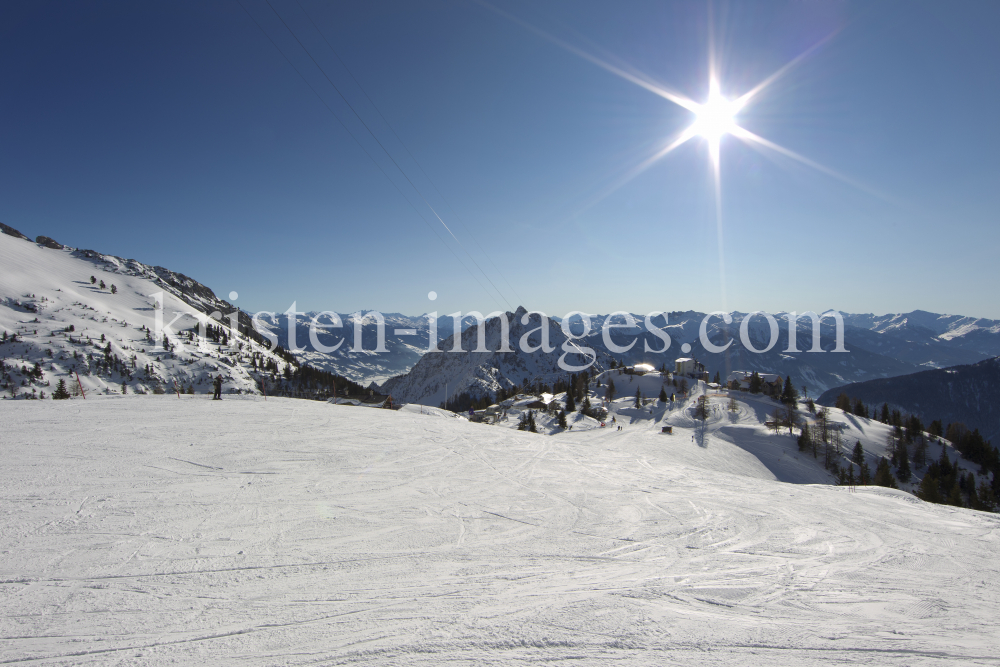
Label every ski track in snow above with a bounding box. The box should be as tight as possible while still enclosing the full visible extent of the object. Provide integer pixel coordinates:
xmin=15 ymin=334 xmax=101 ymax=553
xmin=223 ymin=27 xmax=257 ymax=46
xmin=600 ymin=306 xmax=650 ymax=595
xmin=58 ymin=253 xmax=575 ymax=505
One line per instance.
xmin=1 ymin=396 xmax=999 ymax=665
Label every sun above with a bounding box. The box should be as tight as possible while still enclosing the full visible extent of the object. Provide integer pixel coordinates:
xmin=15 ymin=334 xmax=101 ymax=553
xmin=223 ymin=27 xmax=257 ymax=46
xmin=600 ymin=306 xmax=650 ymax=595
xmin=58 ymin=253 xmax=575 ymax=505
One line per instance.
xmin=688 ymin=78 xmax=741 ymax=163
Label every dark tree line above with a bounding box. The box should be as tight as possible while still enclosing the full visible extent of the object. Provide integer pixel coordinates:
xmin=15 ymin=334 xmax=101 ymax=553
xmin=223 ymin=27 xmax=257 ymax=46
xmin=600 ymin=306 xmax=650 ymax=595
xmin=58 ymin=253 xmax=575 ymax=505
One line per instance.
xmin=829 ymin=393 xmax=998 ymax=511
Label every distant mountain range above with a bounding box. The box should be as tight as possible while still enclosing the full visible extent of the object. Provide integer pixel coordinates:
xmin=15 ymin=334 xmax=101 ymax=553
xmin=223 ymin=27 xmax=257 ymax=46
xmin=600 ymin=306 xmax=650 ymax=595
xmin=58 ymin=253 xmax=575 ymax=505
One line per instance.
xmin=269 ymin=308 xmax=1000 ymax=397
xmin=373 ymin=309 xmax=1000 ymax=406
xmin=6 ymin=223 xmax=1000 ymax=401
xmin=818 ymin=357 xmax=1000 ymax=442
xmin=379 ymin=306 xmax=613 ymax=405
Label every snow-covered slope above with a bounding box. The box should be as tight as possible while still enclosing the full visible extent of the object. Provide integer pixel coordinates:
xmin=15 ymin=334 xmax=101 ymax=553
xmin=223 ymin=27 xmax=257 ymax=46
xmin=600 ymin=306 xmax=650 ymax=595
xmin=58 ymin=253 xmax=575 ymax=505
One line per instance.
xmin=2 ymin=396 xmax=998 ymax=664
xmin=487 ymin=369 xmax=984 ymax=495
xmin=0 ymin=232 xmax=295 ymax=397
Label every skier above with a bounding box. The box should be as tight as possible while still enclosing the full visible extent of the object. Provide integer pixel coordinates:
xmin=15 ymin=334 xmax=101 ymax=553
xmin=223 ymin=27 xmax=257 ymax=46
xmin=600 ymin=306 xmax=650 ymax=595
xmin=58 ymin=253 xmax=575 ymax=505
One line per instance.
xmin=213 ymin=374 xmax=223 ymax=400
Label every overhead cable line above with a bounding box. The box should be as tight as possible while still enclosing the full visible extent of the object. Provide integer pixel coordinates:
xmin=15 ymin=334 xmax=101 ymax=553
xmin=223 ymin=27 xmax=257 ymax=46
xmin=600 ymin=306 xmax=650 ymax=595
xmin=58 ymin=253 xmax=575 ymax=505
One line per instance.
xmin=236 ymin=0 xmax=504 ymax=310
xmin=293 ymin=0 xmax=526 ymax=310
xmin=261 ymin=0 xmax=514 ymax=312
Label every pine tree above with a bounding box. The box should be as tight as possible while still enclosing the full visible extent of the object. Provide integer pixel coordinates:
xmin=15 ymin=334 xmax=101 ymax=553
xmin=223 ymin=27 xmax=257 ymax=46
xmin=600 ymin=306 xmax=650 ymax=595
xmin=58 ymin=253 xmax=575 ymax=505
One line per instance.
xmin=852 ymin=441 xmax=865 ymax=468
xmin=887 ymin=429 xmax=900 ymax=465
xmin=121 ymin=381 xmax=127 ymax=395
xmin=917 ymin=473 xmax=942 ymax=503
xmin=976 ymin=480 xmax=997 ymax=512
xmin=859 ymin=460 xmax=872 ymax=485
xmin=797 ymin=427 xmax=811 ymax=452
xmin=634 ymin=388 xmax=641 ymax=408
xmin=967 ymin=473 xmax=982 ymax=510
xmin=748 ymin=372 xmax=762 ymax=394
xmin=517 ymin=412 xmax=529 ymax=431
xmin=659 ymin=387 xmax=668 ymax=403
xmin=697 ymin=395 xmax=710 ymax=421
xmin=565 ymin=388 xmax=575 ymax=413
xmin=896 ymin=441 xmax=911 ymax=483
xmin=938 ymin=447 xmax=953 ymax=478
xmin=780 ymin=376 xmax=798 ymax=405
xmin=558 ymin=410 xmax=567 ymax=429
xmin=913 ymin=437 xmax=928 ymax=469
xmin=605 ymin=378 xmax=615 ymax=403
xmin=110 ymin=284 xmax=117 ymax=294
xmin=90 ymin=275 xmax=96 ymax=284
xmin=880 ymin=403 xmax=890 ymax=423
xmin=99 ymin=280 xmax=106 ymax=290
xmin=835 ymin=393 xmax=852 ymax=412
xmin=580 ymin=395 xmax=591 ymax=416
xmin=946 ymin=480 xmax=964 ymax=507
xmin=52 ymin=379 xmax=70 ymax=400
xmin=713 ymin=371 xmax=721 ymax=385
xmin=873 ymin=458 xmax=898 ymax=488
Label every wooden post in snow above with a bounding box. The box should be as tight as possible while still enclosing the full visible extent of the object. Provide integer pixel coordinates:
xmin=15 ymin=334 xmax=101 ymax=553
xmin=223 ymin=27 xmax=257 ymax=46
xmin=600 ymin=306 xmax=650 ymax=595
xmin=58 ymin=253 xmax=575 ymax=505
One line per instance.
xmin=75 ymin=372 xmax=86 ymax=399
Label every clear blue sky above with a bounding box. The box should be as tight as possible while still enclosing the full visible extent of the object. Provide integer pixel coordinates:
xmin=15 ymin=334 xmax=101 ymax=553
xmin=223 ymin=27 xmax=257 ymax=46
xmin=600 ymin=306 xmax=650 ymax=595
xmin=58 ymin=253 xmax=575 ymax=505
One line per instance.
xmin=2 ymin=1 xmax=998 ymax=318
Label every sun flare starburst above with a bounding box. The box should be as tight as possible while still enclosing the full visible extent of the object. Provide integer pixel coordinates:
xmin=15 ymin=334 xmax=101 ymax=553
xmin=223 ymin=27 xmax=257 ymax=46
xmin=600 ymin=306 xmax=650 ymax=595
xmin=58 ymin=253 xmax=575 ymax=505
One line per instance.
xmin=687 ymin=77 xmax=743 ymax=168
xmin=481 ymin=0 xmax=880 ymax=308
xmin=690 ymin=78 xmax=740 ymax=144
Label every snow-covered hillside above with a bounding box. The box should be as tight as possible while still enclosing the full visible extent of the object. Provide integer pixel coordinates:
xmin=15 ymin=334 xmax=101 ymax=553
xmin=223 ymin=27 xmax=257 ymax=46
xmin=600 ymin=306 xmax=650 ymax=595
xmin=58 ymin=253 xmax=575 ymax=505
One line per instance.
xmin=2 ymin=395 xmax=998 ymax=664
xmin=481 ymin=368 xmax=985 ymax=495
xmin=818 ymin=356 xmax=1000 ymax=442
xmin=0 ymin=232 xmax=295 ymax=398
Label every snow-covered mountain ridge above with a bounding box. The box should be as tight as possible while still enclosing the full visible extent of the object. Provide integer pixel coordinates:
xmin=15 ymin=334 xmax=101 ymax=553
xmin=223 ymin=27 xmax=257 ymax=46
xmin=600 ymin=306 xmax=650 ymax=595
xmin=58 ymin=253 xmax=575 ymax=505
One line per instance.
xmin=293 ymin=307 xmax=1000 ymax=395
xmin=0 ymin=229 xmax=337 ymax=399
xmin=380 ymin=306 xmax=614 ymax=406
xmin=374 ymin=308 xmax=1000 ymax=405
xmin=5 ymin=223 xmax=999 ymax=396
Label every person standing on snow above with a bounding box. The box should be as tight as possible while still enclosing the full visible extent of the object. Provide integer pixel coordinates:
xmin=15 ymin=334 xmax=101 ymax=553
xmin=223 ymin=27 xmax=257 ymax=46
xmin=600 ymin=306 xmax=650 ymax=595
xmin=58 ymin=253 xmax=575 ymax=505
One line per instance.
xmin=213 ymin=375 xmax=223 ymax=400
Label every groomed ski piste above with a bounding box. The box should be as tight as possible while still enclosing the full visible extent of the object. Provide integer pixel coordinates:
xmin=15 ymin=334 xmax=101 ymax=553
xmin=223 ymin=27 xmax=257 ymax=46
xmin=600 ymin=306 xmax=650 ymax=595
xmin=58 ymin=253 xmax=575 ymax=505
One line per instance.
xmin=2 ymin=385 xmax=998 ymax=665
